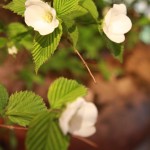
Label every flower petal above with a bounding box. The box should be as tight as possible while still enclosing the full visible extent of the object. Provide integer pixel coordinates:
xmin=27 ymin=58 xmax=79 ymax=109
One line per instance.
xmin=104 ymin=8 xmax=113 ymax=26
xmin=113 ymin=4 xmax=127 ymax=15
xmin=25 ymin=0 xmax=49 ymax=10
xmin=102 ymin=3 xmax=132 ymax=43
xmin=68 ymin=101 xmax=98 ymax=137
xmin=71 ymin=102 xmax=98 ymax=127
xmin=59 ymin=98 xmax=84 ymax=135
xmin=24 ymin=0 xmax=59 ymax=35
xmin=25 ymin=5 xmax=45 ymax=26
xmin=104 ymin=4 xmax=127 ymax=26
xmin=103 ymin=27 xmax=125 ymax=43
xmin=70 ymin=126 xmax=96 ymax=137
xmin=108 ymin=14 xmax=132 ymax=34
xmin=32 ymin=21 xmax=55 ymax=35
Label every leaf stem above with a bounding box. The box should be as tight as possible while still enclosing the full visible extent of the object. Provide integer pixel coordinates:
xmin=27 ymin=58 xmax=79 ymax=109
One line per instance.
xmin=74 ymin=48 xmax=96 ymax=83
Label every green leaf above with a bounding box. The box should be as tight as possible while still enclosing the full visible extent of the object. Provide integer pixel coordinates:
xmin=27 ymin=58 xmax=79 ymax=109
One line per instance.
xmin=4 ymin=0 xmax=26 ymax=16
xmin=106 ymin=37 xmax=124 ymax=62
xmin=99 ymin=28 xmax=124 ymax=62
xmin=26 ymin=111 xmax=69 ymax=150
xmin=54 ymin=0 xmax=79 ymax=18
xmin=108 ymin=43 xmax=124 ymax=62
xmin=19 ymin=33 xmax=33 ymax=50
xmin=48 ymin=77 xmax=87 ymax=109
xmin=65 ymin=21 xmax=79 ymax=47
xmin=0 ymin=21 xmax=5 ymax=33
xmin=60 ymin=5 xmax=88 ymax=20
xmin=32 ymin=25 xmax=62 ymax=72
xmin=7 ymin=22 xmax=28 ymax=38
xmin=80 ymin=0 xmax=99 ymax=21
xmin=0 ymin=85 xmax=9 ymax=116
xmin=0 ymin=38 xmax=7 ymax=48
xmin=5 ymin=91 xmax=47 ymax=126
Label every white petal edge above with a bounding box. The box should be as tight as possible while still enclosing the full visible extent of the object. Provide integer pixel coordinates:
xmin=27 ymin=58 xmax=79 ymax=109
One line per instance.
xmin=113 ymin=4 xmax=127 ymax=15
xmin=24 ymin=5 xmax=45 ymax=26
xmin=108 ymin=14 xmax=132 ymax=34
xmin=104 ymin=8 xmax=113 ymax=26
xmin=103 ymin=27 xmax=125 ymax=43
xmin=32 ymin=21 xmax=55 ymax=35
xmin=69 ymin=102 xmax=98 ymax=128
xmin=59 ymin=98 xmax=85 ymax=135
xmin=70 ymin=126 xmax=96 ymax=137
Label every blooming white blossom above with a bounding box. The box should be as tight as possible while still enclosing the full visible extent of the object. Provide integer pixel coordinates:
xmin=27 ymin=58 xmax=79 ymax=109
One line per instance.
xmin=24 ymin=0 xmax=59 ymax=35
xmin=59 ymin=97 xmax=98 ymax=137
xmin=8 ymin=46 xmax=18 ymax=55
xmin=103 ymin=4 xmax=132 ymax=43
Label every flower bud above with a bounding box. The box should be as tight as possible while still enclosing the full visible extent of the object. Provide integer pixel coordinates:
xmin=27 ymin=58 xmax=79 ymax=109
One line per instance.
xmin=103 ymin=4 xmax=132 ymax=43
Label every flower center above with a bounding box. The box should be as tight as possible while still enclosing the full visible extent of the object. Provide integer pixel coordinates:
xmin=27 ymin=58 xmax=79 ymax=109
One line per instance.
xmin=44 ymin=12 xmax=53 ymax=23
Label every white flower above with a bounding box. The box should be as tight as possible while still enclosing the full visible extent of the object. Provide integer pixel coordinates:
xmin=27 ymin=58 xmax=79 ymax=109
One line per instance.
xmin=103 ymin=4 xmax=132 ymax=43
xmin=59 ymin=97 xmax=98 ymax=137
xmin=8 ymin=46 xmax=18 ymax=55
xmin=24 ymin=0 xmax=59 ymax=35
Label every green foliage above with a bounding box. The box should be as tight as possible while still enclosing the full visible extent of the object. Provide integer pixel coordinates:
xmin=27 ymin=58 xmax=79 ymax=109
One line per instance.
xmin=0 ymin=21 xmax=5 ymax=33
xmin=5 ymin=91 xmax=47 ymax=126
xmin=54 ymin=0 xmax=79 ymax=18
xmin=19 ymin=69 xmax=44 ymax=90
xmin=7 ymin=22 xmax=27 ymax=38
xmin=48 ymin=77 xmax=87 ymax=109
xmin=0 ymin=22 xmax=33 ymax=51
xmin=100 ymin=32 xmax=124 ymax=62
xmin=26 ymin=111 xmax=69 ymax=150
xmin=98 ymin=60 xmax=111 ymax=80
xmin=78 ymin=25 xmax=104 ymax=59
xmin=32 ymin=25 xmax=62 ymax=72
xmin=4 ymin=0 xmax=26 ymax=16
xmin=64 ymin=21 xmax=79 ymax=47
xmin=107 ymin=39 xmax=124 ymax=63
xmin=6 ymin=22 xmax=33 ymax=50
xmin=0 ymin=78 xmax=87 ymax=150
xmin=40 ymin=49 xmax=85 ymax=76
xmin=80 ymin=0 xmax=99 ymax=21
xmin=18 ymin=33 xmax=33 ymax=50
xmin=62 ymin=5 xmax=88 ymax=20
xmin=0 ymin=85 xmax=9 ymax=116
xmin=0 ymin=38 xmax=7 ymax=49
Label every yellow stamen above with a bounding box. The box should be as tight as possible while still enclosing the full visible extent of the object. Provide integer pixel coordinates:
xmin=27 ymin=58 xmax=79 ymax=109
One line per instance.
xmin=44 ymin=12 xmax=53 ymax=23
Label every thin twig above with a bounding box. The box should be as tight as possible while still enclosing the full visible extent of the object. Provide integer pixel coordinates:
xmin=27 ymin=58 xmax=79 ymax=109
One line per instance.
xmin=0 ymin=124 xmax=27 ymax=131
xmin=74 ymin=48 xmax=96 ymax=83
xmin=73 ymin=135 xmax=98 ymax=149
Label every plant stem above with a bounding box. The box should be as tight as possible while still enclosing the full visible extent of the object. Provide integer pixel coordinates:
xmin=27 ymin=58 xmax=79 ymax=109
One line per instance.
xmin=0 ymin=124 xmax=98 ymax=148
xmin=74 ymin=48 xmax=96 ymax=83
xmin=0 ymin=124 xmax=27 ymax=131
